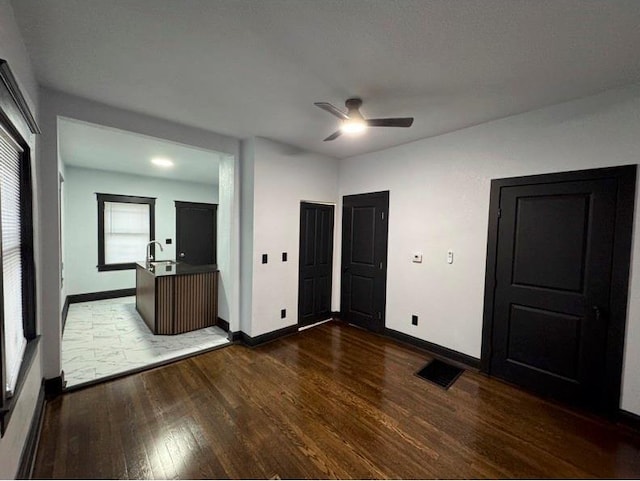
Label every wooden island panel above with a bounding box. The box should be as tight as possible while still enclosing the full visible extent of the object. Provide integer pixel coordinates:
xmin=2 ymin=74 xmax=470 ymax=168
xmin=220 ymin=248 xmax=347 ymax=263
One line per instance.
xmin=155 ymin=276 xmax=175 ymax=335
xmin=135 ymin=265 xmax=156 ymax=333
xmin=175 ymin=271 xmax=217 ymax=334
xmin=135 ymin=263 xmax=218 ymax=335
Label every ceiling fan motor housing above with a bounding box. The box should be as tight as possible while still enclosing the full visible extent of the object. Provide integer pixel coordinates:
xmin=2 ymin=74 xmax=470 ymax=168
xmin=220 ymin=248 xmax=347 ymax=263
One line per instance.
xmin=345 ymin=97 xmax=363 ymax=111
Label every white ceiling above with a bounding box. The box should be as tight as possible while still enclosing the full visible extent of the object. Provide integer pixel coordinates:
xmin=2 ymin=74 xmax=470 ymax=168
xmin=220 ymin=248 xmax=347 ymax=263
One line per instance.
xmin=13 ymin=0 xmax=640 ymax=159
xmin=58 ymin=118 xmax=220 ymax=184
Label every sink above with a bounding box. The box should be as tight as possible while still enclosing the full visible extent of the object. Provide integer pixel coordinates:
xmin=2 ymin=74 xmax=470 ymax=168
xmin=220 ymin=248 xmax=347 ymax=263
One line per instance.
xmin=149 ymin=260 xmax=177 ymax=267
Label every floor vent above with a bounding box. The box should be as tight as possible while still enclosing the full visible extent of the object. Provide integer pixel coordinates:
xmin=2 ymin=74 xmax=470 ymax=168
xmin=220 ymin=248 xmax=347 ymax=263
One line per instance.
xmin=416 ymin=359 xmax=464 ymax=389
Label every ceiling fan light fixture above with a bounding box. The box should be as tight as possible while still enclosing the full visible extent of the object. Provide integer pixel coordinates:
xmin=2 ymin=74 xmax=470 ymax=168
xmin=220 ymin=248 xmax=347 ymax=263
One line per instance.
xmin=341 ymin=119 xmax=367 ymax=135
xmin=315 ymin=98 xmax=413 ymax=141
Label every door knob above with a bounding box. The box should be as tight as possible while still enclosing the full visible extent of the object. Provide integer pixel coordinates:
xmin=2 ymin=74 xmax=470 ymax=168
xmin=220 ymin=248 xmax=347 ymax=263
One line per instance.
xmin=179 ymin=252 xmax=185 ymax=258
xmin=592 ymin=305 xmax=601 ymax=321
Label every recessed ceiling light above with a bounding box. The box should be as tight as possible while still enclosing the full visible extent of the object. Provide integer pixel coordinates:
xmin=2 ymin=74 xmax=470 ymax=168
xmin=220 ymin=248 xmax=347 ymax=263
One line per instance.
xmin=151 ymin=157 xmax=174 ymax=168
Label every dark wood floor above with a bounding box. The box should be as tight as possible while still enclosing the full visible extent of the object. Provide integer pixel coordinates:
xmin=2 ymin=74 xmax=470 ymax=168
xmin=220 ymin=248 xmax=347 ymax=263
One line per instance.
xmin=34 ymin=321 xmax=640 ymax=479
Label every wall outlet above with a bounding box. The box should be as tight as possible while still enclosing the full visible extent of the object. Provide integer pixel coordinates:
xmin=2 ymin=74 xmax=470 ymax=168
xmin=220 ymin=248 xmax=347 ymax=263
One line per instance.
xmin=281 ymin=308 xmax=286 ymax=319
xmin=411 ymin=315 xmax=418 ymax=326
xmin=262 ymin=254 xmax=268 ymax=264
xmin=282 ymin=252 xmax=287 ymax=262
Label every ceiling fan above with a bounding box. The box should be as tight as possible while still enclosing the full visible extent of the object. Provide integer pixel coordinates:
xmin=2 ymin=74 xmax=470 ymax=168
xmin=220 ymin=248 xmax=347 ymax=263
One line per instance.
xmin=314 ymin=98 xmax=414 ymax=141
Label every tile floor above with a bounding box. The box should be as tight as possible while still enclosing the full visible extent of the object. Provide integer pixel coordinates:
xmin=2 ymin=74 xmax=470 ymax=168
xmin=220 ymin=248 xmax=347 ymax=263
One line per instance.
xmin=62 ymin=296 xmax=230 ymax=387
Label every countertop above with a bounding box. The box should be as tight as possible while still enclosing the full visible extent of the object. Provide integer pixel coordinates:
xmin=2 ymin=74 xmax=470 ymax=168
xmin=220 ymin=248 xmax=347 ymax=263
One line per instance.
xmin=136 ymin=261 xmax=218 ymax=277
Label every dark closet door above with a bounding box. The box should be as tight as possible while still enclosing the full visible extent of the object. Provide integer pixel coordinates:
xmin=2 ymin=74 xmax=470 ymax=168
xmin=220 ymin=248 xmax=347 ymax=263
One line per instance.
xmin=340 ymin=191 xmax=389 ymax=333
xmin=175 ymin=201 xmax=217 ymax=265
xmin=485 ymin=167 xmax=636 ymax=412
xmin=298 ymin=203 xmax=334 ymax=327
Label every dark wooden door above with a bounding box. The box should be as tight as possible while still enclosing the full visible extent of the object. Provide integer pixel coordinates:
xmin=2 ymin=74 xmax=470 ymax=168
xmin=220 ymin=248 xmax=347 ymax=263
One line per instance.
xmin=484 ymin=166 xmax=636 ymax=412
xmin=298 ymin=203 xmax=334 ymax=327
xmin=341 ymin=191 xmax=389 ymax=333
xmin=175 ymin=201 xmax=217 ymax=265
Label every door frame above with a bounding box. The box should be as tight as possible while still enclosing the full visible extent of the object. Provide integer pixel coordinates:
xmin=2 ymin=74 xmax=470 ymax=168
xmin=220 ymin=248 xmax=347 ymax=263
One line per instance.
xmin=175 ymin=201 xmax=218 ymax=264
xmin=340 ymin=190 xmax=390 ymax=333
xmin=297 ymin=201 xmax=335 ymax=328
xmin=480 ymin=165 xmax=636 ymax=413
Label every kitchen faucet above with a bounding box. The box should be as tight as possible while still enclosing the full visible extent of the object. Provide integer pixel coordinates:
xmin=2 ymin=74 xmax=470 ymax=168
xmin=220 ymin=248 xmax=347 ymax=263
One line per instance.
xmin=146 ymin=240 xmax=163 ymax=262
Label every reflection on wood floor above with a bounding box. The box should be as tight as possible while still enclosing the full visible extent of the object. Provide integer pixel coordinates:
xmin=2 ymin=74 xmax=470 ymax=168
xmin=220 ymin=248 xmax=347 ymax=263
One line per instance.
xmin=35 ymin=321 xmax=640 ymax=479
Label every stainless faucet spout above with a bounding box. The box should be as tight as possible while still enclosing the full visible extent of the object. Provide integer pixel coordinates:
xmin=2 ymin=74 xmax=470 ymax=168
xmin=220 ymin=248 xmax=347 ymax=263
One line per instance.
xmin=146 ymin=240 xmax=164 ymax=262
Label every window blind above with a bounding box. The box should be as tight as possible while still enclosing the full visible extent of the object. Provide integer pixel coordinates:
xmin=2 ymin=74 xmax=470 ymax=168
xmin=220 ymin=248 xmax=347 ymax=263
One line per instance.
xmin=0 ymin=126 xmax=25 ymax=397
xmin=104 ymin=201 xmax=150 ymax=264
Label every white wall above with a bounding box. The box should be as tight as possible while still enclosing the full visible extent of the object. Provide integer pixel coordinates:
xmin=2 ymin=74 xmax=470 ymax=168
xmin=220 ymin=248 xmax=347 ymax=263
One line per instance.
xmin=246 ymin=138 xmax=339 ymax=337
xmin=217 ymin=154 xmax=240 ymax=328
xmin=339 ymin=83 xmax=640 ymax=415
xmin=63 ymin=166 xmax=218 ymax=295
xmin=59 ymin=168 xmax=66 ymax=311
xmin=239 ymin=138 xmax=255 ymax=334
xmin=0 ymin=0 xmax=44 ymax=478
xmin=39 ymin=89 xmax=240 ymax=379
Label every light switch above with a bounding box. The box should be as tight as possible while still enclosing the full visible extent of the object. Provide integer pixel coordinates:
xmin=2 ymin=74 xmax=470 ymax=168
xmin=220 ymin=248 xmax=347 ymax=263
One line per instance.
xmin=447 ymin=250 xmax=454 ymax=264
xmin=412 ymin=253 xmax=423 ymax=263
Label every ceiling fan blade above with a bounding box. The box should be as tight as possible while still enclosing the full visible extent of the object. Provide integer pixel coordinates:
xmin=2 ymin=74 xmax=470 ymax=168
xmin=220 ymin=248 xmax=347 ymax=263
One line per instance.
xmin=314 ymin=102 xmax=349 ymax=120
xmin=323 ymin=130 xmax=342 ymax=141
xmin=367 ymin=117 xmax=414 ymax=127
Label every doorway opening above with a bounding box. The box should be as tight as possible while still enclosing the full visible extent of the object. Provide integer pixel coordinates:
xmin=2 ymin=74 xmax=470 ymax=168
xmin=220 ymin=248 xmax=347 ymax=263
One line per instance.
xmin=58 ymin=117 xmax=232 ymax=389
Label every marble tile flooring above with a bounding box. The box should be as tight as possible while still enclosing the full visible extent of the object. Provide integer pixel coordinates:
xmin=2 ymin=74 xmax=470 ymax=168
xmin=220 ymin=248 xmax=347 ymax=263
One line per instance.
xmin=62 ymin=296 xmax=230 ymax=387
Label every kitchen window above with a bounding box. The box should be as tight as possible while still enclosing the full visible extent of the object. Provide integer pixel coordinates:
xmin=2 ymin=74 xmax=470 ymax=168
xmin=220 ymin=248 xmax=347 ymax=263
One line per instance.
xmin=97 ymin=194 xmax=156 ymax=271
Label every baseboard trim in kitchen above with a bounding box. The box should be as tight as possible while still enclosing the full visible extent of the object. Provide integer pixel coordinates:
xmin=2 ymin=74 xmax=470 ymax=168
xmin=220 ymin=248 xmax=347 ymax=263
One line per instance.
xmin=383 ymin=327 xmax=481 ymax=371
xmin=217 ymin=317 xmax=229 ymax=332
xmin=67 ymin=288 xmax=136 ymax=304
xmin=61 ymin=296 xmax=70 ymax=333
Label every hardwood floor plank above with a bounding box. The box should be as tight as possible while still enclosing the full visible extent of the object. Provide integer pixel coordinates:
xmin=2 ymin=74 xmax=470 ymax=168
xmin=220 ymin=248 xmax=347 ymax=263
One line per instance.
xmin=34 ymin=321 xmax=640 ymax=479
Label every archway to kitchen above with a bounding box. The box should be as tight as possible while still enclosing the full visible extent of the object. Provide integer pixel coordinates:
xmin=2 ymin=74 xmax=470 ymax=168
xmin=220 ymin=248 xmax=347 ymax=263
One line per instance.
xmin=58 ymin=117 xmax=233 ymax=388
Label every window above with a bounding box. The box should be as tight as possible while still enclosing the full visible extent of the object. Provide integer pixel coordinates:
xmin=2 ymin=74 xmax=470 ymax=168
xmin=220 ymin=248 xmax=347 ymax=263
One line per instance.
xmin=1 ymin=125 xmax=26 ymax=397
xmin=0 ymin=59 xmax=39 ymax=436
xmin=97 ymin=194 xmax=156 ymax=271
xmin=0 ymin=116 xmax=36 ymax=400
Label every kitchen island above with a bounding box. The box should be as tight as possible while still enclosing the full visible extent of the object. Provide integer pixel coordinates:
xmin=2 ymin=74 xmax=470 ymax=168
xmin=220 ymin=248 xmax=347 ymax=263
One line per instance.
xmin=135 ymin=261 xmax=218 ymax=335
